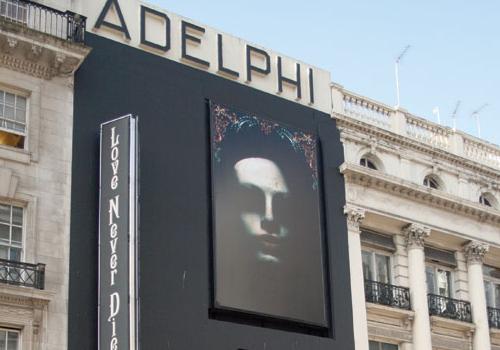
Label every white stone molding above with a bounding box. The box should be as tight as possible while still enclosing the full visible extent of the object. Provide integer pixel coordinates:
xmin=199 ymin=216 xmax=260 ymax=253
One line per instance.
xmin=344 ymin=205 xmax=366 ymax=232
xmin=403 ymin=223 xmax=430 ymax=250
xmin=464 ymin=241 xmax=489 ymax=265
xmin=340 ymin=163 xmax=500 ymax=225
xmin=0 ymin=20 xmax=91 ymax=80
xmin=336 ymin=114 xmax=500 ymax=181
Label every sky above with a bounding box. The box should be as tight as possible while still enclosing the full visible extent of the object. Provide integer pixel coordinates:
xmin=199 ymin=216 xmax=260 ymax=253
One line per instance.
xmin=148 ymin=0 xmax=499 ymax=145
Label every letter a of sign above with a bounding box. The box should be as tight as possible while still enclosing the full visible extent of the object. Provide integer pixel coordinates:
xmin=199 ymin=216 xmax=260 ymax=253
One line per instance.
xmin=95 ymin=0 xmax=131 ymax=39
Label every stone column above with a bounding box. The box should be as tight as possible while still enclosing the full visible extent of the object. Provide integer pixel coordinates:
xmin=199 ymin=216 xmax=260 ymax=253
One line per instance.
xmin=344 ymin=205 xmax=369 ymax=350
xmin=403 ymin=223 xmax=432 ymax=350
xmin=464 ymin=241 xmax=491 ymax=350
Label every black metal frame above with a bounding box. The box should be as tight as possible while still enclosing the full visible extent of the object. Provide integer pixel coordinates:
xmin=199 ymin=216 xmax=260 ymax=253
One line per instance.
xmin=427 ymin=293 xmax=472 ymax=323
xmin=488 ymin=306 xmax=500 ymax=329
xmin=364 ymin=279 xmax=411 ymax=310
xmin=0 ymin=258 xmax=45 ymax=289
xmin=0 ymin=0 xmax=86 ymax=43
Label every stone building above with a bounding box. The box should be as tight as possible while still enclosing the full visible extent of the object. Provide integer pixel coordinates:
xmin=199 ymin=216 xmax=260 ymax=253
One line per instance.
xmin=334 ymin=84 xmax=500 ymax=350
xmin=0 ymin=1 xmax=89 ymax=349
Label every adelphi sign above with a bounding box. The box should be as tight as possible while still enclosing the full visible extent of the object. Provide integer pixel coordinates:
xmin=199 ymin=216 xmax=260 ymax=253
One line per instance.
xmin=72 ymin=0 xmax=332 ymax=113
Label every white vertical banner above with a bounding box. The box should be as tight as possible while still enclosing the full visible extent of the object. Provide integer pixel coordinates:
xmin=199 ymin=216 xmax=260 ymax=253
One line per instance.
xmin=98 ymin=115 xmax=139 ymax=350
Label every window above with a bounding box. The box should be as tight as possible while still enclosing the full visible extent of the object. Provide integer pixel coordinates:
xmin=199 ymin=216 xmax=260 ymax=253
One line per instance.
xmin=362 ymin=250 xmax=391 ymax=283
xmin=0 ymin=328 xmax=19 ymax=350
xmin=426 ymin=265 xmax=452 ymax=297
xmin=369 ymin=340 xmax=398 ymax=350
xmin=423 ymin=175 xmax=440 ymax=190
xmin=479 ymin=193 xmax=496 ymax=208
xmin=0 ymin=204 xmax=23 ymax=261
xmin=360 ymin=157 xmax=377 ymax=170
xmin=0 ymin=89 xmax=27 ymax=149
xmin=0 ymin=0 xmax=27 ymax=23
xmin=484 ymin=265 xmax=500 ymax=309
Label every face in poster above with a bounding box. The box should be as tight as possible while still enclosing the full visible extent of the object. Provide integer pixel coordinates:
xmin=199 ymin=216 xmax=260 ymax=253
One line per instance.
xmin=211 ymin=102 xmax=328 ymax=327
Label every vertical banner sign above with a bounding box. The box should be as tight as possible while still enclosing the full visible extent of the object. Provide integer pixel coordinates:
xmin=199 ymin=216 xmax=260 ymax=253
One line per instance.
xmin=99 ymin=115 xmax=139 ymax=350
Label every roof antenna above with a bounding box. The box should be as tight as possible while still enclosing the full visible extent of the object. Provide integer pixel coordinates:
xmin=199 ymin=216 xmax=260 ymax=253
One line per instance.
xmin=450 ymin=101 xmax=461 ymax=132
xmin=471 ymin=103 xmax=488 ymax=138
xmin=395 ymin=45 xmax=411 ymax=109
xmin=432 ymin=107 xmax=441 ymax=124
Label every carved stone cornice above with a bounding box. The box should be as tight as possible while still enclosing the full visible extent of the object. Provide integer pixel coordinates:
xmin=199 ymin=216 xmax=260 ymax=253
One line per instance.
xmin=403 ymin=223 xmax=430 ymax=249
xmin=0 ymin=18 xmax=91 ymax=80
xmin=335 ymin=113 xmax=500 ymax=183
xmin=340 ymin=163 xmax=500 ymax=225
xmin=343 ymin=205 xmax=365 ymax=232
xmin=464 ymin=241 xmax=489 ymax=265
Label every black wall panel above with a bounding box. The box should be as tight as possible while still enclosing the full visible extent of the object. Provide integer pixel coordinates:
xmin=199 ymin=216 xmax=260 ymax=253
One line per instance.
xmin=69 ymin=33 xmax=354 ymax=350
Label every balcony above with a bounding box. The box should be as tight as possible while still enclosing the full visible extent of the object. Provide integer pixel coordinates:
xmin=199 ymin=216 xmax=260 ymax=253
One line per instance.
xmin=0 ymin=0 xmax=90 ymax=79
xmin=364 ymin=279 xmax=411 ymax=310
xmin=488 ymin=307 xmax=500 ymax=329
xmin=0 ymin=0 xmax=85 ymax=42
xmin=0 ymin=258 xmax=45 ymax=289
xmin=332 ymin=85 xmax=500 ymax=172
xmin=428 ymin=294 xmax=472 ymax=323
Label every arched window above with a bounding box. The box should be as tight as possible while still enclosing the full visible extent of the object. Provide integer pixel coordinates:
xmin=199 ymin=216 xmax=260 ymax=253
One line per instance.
xmin=423 ymin=175 xmax=440 ymax=190
xmin=360 ymin=157 xmax=377 ymax=170
xmin=479 ymin=193 xmax=496 ymax=208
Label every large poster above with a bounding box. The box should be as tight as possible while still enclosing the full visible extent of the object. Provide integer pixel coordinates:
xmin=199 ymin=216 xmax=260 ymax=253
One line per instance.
xmin=210 ymin=102 xmax=328 ymax=327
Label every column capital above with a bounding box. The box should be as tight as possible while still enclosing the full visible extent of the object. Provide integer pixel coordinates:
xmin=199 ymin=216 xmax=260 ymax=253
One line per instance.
xmin=343 ymin=205 xmax=365 ymax=232
xmin=403 ymin=223 xmax=430 ymax=249
xmin=464 ymin=241 xmax=489 ymax=265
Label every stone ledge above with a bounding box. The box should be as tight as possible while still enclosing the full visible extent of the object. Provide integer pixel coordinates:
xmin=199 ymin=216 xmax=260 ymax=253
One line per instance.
xmin=0 ymin=18 xmax=91 ymax=80
xmin=430 ymin=315 xmax=475 ymax=338
xmin=0 ymin=283 xmax=53 ymax=307
xmin=366 ymin=302 xmax=414 ymax=330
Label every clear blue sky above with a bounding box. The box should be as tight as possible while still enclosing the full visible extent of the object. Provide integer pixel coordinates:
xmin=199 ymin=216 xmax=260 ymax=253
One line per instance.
xmin=149 ymin=0 xmax=499 ymax=145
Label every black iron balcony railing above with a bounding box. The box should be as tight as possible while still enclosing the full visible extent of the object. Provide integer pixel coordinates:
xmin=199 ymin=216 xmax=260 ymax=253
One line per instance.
xmin=364 ymin=279 xmax=411 ymax=310
xmin=428 ymin=294 xmax=472 ymax=323
xmin=0 ymin=0 xmax=86 ymax=43
xmin=0 ymin=258 xmax=45 ymax=289
xmin=488 ymin=307 xmax=500 ymax=329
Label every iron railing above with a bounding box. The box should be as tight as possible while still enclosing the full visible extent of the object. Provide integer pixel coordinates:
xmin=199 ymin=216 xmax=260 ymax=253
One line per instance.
xmin=364 ymin=279 xmax=411 ymax=310
xmin=0 ymin=258 xmax=45 ymax=289
xmin=488 ymin=307 xmax=500 ymax=329
xmin=428 ymin=294 xmax=472 ymax=323
xmin=0 ymin=0 xmax=86 ymax=43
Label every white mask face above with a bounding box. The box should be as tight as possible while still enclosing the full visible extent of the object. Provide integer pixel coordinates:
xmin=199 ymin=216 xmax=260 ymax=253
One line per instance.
xmin=234 ymin=157 xmax=289 ymax=263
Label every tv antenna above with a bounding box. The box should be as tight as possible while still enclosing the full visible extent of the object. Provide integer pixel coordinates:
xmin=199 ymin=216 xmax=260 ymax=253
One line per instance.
xmin=471 ymin=103 xmax=488 ymax=138
xmin=395 ymin=45 xmax=411 ymax=109
xmin=432 ymin=106 xmax=441 ymax=124
xmin=450 ymin=100 xmax=461 ymax=132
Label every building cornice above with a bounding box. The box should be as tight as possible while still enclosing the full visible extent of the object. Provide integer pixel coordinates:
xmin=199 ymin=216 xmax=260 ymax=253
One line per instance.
xmin=0 ymin=18 xmax=91 ymax=80
xmin=340 ymin=162 xmax=500 ymax=225
xmin=335 ymin=113 xmax=500 ymax=184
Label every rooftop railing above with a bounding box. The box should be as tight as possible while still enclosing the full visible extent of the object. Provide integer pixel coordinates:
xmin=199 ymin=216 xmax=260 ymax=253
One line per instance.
xmin=428 ymin=294 xmax=472 ymax=323
xmin=0 ymin=0 xmax=86 ymax=43
xmin=333 ymin=85 xmax=500 ymax=171
xmin=0 ymin=258 xmax=45 ymax=289
xmin=364 ymin=279 xmax=411 ymax=310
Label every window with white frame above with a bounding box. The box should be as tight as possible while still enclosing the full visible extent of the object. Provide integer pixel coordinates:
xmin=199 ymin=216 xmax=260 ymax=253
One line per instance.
xmin=0 ymin=204 xmax=23 ymax=262
xmin=484 ymin=265 xmax=500 ymax=309
xmin=369 ymin=340 xmax=398 ymax=350
xmin=362 ymin=250 xmax=391 ymax=284
xmin=0 ymin=328 xmax=20 ymax=350
xmin=0 ymin=89 xmax=27 ymax=149
xmin=426 ymin=264 xmax=453 ymax=297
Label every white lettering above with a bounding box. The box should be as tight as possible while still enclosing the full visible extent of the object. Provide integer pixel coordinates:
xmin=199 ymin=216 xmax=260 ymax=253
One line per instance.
xmin=109 ymin=195 xmax=120 ymax=225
